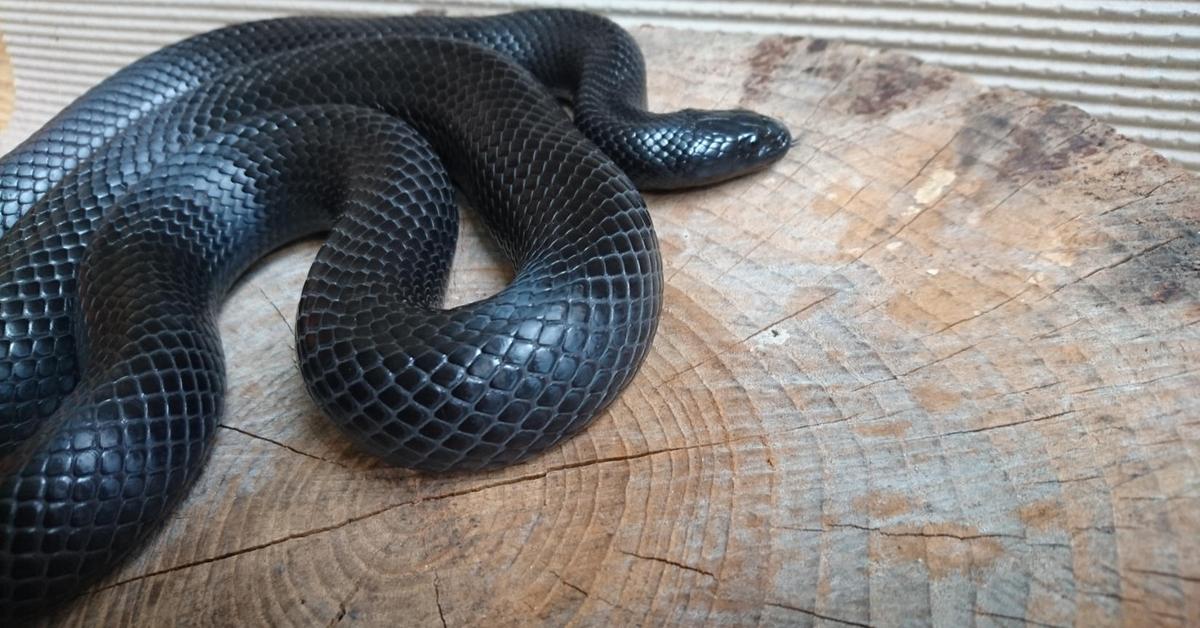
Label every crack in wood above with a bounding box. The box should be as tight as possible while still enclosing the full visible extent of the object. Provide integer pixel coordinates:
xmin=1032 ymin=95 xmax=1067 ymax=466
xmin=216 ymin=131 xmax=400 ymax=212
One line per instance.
xmin=1033 ymin=234 xmax=1185 ymax=304
xmin=619 ymin=549 xmax=716 ymax=580
xmin=982 ymin=379 xmax=1063 ymax=399
xmin=766 ymin=601 xmax=873 ymax=627
xmin=899 ymin=343 xmax=976 ymax=376
xmin=218 ymin=423 xmax=348 ymax=468
xmin=848 ymin=374 xmax=897 ymax=394
xmin=1032 ymin=474 xmax=1102 ymax=486
xmin=548 ymin=569 xmax=589 ymax=598
xmin=1127 ymin=567 xmax=1200 ymax=583
xmin=254 ymin=285 xmax=301 ymax=373
xmin=1032 ymin=317 xmax=1083 ymax=340
xmin=770 ymin=524 xmax=825 ymax=533
xmin=980 ymin=178 xmax=1032 ymax=220
xmin=825 ymin=522 xmax=1025 ymax=542
xmin=257 ymin=285 xmax=295 ymax=336
xmin=325 ymin=572 xmax=369 ymax=627
xmin=923 ymin=283 xmax=1035 ymax=338
xmin=1069 ymin=369 xmax=1195 ymax=396
xmin=1095 ymin=174 xmax=1186 ymax=218
xmin=433 ymin=571 xmax=448 ymax=628
xmin=549 ymin=569 xmax=639 ymax=615
xmin=324 ymin=598 xmax=350 ymax=628
xmin=928 ymin=409 xmax=1076 ymax=439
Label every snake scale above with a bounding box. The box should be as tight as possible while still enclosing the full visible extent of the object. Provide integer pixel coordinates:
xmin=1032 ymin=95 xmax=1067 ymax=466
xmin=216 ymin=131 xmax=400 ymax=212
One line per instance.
xmin=0 ymin=9 xmax=790 ymax=616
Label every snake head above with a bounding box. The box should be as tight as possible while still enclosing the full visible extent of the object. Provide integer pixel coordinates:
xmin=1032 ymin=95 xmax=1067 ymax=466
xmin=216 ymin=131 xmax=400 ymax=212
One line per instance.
xmin=637 ymin=108 xmax=792 ymax=191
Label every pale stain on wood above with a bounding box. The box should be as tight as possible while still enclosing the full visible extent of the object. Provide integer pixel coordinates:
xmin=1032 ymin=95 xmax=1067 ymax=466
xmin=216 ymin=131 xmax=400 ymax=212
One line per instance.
xmin=14 ymin=23 xmax=1197 ymax=628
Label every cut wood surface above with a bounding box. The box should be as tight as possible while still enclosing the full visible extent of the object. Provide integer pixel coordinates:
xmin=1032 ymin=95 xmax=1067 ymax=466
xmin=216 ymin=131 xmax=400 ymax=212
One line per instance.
xmin=15 ymin=22 xmax=1199 ymax=628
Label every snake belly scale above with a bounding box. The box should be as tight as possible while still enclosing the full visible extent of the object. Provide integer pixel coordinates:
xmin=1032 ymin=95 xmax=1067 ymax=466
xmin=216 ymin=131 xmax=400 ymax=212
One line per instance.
xmin=0 ymin=9 xmax=790 ymax=616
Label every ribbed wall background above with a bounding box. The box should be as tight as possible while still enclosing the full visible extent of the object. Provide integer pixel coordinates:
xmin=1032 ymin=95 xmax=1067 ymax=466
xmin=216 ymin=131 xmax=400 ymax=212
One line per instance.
xmin=0 ymin=1 xmax=1197 ymax=171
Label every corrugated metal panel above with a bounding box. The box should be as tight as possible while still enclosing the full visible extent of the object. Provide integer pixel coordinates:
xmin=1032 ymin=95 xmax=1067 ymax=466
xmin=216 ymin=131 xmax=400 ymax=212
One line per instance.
xmin=1 ymin=0 xmax=1197 ymax=171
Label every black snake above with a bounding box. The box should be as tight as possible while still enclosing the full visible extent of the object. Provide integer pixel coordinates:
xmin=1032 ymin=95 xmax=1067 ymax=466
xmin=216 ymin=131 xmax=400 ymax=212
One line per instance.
xmin=0 ymin=9 xmax=789 ymax=616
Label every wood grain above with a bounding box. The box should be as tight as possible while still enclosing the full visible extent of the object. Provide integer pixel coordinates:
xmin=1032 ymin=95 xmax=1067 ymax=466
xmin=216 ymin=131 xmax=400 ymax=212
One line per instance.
xmin=24 ymin=26 xmax=1199 ymax=627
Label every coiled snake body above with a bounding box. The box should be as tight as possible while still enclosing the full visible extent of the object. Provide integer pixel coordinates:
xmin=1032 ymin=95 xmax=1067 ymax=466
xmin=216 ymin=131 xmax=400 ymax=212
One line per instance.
xmin=0 ymin=9 xmax=789 ymax=615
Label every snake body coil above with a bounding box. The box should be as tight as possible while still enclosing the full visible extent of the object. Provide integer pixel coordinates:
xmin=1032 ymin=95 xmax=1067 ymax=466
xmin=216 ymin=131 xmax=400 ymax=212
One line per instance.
xmin=0 ymin=9 xmax=789 ymax=615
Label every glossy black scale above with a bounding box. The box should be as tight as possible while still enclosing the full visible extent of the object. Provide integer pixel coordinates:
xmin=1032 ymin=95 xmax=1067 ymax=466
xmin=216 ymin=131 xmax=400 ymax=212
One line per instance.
xmin=0 ymin=9 xmax=790 ymax=617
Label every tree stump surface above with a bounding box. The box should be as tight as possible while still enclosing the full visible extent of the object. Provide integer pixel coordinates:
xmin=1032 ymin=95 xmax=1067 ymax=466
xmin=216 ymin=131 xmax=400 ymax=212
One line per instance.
xmin=20 ymin=24 xmax=1199 ymax=628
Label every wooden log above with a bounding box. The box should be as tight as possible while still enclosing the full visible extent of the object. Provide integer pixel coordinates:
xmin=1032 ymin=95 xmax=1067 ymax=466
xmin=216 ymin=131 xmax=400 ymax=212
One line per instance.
xmin=16 ymin=24 xmax=1199 ymax=628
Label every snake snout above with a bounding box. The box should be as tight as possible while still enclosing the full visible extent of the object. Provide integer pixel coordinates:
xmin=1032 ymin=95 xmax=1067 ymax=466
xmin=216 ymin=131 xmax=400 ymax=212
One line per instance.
xmin=637 ymin=108 xmax=792 ymax=190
